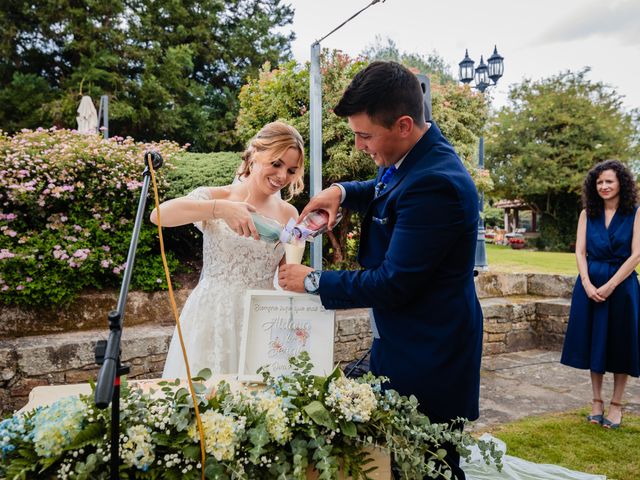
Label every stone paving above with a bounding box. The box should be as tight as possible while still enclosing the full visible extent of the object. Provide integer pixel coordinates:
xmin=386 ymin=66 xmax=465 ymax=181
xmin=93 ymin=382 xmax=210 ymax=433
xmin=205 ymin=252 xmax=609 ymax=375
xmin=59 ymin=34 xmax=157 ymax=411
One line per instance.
xmin=473 ymin=348 xmax=640 ymax=431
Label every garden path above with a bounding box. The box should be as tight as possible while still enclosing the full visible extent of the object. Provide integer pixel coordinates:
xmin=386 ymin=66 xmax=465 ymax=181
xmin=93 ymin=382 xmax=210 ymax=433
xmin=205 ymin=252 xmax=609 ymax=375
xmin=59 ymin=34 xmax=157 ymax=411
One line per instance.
xmin=474 ymin=349 xmax=640 ymax=430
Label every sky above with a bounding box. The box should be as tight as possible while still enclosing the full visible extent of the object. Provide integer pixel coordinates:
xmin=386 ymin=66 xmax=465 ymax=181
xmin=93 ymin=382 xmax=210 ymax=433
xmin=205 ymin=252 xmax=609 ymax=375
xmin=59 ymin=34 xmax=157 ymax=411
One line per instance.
xmin=282 ymin=0 xmax=640 ymax=112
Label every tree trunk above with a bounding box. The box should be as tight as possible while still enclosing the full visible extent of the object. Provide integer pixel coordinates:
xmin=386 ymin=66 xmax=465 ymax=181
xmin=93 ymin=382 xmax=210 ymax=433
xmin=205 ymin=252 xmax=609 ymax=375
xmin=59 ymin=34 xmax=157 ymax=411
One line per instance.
xmin=327 ymin=230 xmax=343 ymax=263
xmin=328 ymin=208 xmax=352 ymax=265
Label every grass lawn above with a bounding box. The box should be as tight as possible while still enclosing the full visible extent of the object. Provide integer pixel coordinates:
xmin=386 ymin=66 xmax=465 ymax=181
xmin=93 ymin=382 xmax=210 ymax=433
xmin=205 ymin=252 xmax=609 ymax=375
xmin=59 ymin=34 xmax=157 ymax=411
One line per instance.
xmin=486 ymin=243 xmax=578 ymax=275
xmin=489 ymin=409 xmax=640 ymax=480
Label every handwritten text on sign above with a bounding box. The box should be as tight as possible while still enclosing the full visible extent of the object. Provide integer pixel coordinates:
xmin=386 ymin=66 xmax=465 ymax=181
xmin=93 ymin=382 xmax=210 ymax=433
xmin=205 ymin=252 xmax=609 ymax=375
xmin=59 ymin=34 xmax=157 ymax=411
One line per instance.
xmin=239 ymin=291 xmax=335 ymax=380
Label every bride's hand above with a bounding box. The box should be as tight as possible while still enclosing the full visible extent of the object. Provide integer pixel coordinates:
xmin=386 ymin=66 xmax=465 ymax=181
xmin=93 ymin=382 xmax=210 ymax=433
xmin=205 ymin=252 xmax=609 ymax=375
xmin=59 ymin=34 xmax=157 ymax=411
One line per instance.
xmin=216 ymin=200 xmax=260 ymax=240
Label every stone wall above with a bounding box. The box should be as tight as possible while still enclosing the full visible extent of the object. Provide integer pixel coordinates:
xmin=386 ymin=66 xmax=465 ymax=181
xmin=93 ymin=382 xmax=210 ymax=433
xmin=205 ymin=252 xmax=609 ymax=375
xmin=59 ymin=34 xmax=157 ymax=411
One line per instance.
xmin=1 ymin=272 xmax=576 ymax=339
xmin=476 ymin=272 xmax=573 ymax=355
xmin=480 ymin=297 xmax=571 ymax=355
xmin=474 ymin=272 xmax=574 ymax=299
xmin=0 ymin=272 xmax=576 ymax=414
xmin=0 ymin=311 xmax=375 ymax=414
xmin=1 ymin=290 xmax=189 ymax=338
xmin=0 ymin=325 xmax=172 ymax=414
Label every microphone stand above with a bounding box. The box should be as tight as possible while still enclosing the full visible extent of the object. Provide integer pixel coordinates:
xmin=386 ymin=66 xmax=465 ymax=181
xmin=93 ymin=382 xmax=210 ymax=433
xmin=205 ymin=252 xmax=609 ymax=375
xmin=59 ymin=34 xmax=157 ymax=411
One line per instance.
xmin=94 ymin=151 xmax=163 ymax=480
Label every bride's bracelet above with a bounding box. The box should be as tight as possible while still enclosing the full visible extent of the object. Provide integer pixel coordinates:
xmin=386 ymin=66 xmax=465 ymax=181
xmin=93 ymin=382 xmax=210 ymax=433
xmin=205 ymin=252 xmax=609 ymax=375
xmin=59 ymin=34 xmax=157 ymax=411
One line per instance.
xmin=212 ymin=199 xmax=217 ymax=219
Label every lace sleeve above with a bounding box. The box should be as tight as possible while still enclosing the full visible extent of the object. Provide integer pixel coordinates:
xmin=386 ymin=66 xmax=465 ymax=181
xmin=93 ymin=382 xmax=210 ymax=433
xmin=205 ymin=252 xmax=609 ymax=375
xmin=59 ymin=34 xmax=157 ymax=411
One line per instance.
xmin=186 ymin=186 xmax=212 ymax=232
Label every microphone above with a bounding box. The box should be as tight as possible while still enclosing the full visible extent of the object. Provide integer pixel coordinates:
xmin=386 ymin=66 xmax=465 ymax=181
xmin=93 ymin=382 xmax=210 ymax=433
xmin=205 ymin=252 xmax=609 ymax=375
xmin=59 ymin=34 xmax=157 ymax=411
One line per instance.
xmin=144 ymin=150 xmax=163 ymax=170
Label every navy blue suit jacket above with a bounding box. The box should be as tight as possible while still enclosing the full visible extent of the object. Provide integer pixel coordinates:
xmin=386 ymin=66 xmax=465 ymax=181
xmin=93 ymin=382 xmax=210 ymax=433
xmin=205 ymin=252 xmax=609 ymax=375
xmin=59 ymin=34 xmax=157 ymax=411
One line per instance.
xmin=319 ymin=122 xmax=483 ymax=423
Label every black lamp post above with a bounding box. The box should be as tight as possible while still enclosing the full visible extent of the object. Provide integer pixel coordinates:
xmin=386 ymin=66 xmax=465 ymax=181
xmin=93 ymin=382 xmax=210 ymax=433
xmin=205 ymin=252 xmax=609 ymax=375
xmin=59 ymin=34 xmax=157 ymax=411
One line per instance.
xmin=458 ymin=46 xmax=504 ymax=270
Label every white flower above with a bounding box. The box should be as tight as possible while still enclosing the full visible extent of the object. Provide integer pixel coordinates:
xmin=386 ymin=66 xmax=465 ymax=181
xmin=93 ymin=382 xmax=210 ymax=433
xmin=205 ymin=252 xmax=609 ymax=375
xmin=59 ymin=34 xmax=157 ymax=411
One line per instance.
xmin=31 ymin=397 xmax=85 ymax=457
xmin=121 ymin=425 xmax=155 ymax=471
xmin=326 ymin=376 xmax=377 ymax=423
xmin=255 ymin=394 xmax=291 ymax=444
xmin=189 ymin=410 xmax=244 ymax=461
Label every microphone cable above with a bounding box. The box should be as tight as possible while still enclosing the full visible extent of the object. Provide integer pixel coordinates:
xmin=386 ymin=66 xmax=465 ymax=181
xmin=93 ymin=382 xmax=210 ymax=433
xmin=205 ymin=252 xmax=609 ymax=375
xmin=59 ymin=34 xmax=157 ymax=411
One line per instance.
xmin=147 ymin=155 xmax=207 ymax=480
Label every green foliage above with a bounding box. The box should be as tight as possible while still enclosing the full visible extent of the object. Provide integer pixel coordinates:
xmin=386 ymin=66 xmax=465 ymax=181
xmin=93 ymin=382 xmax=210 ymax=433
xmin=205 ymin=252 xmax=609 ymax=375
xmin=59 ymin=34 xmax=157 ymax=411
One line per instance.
xmin=535 ymin=192 xmax=583 ymax=251
xmin=486 ymin=68 xmax=640 ymax=249
xmin=237 ymin=53 xmax=377 ymax=188
xmin=361 ymin=36 xmax=456 ymax=85
xmin=1 ymin=353 xmax=503 ymax=479
xmin=164 ymin=152 xmax=242 ymax=199
xmin=482 ymin=205 xmax=503 ymax=229
xmin=0 ymin=0 xmax=295 ymax=151
xmin=0 ymin=128 xmax=184 ymax=307
xmin=0 ymin=73 xmax=54 ymax=130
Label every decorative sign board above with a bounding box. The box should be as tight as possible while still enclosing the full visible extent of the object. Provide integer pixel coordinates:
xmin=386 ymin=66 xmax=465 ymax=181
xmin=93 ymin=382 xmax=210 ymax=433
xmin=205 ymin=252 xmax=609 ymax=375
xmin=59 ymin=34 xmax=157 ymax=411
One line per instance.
xmin=238 ymin=290 xmax=335 ymax=381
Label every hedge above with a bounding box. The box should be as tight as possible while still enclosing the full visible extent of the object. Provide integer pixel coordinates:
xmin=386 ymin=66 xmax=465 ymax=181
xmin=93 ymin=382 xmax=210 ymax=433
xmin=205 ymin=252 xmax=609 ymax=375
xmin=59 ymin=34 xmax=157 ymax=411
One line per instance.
xmin=0 ymin=128 xmax=184 ymax=307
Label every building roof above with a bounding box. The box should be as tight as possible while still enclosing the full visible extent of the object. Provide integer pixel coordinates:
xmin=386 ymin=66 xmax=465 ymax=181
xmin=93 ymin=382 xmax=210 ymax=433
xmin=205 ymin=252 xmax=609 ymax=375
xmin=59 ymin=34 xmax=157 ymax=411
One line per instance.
xmin=494 ymin=199 xmax=528 ymax=209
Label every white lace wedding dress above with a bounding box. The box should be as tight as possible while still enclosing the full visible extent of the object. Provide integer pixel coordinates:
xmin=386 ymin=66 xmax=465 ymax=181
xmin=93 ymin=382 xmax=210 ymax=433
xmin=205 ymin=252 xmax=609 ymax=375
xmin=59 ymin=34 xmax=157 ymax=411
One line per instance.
xmin=162 ymin=187 xmax=285 ymax=379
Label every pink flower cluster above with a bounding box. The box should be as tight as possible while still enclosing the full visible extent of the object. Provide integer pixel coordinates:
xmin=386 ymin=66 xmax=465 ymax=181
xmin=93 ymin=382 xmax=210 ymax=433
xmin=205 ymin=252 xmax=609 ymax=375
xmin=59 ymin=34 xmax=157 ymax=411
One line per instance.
xmin=0 ymin=249 xmax=15 ymax=260
xmin=0 ymin=127 xmax=183 ymax=213
xmin=0 ymin=127 xmax=187 ymax=303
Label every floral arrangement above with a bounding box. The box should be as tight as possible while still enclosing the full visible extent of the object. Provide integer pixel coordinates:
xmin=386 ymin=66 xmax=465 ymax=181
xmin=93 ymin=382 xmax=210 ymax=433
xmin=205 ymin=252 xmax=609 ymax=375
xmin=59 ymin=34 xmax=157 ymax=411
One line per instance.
xmin=508 ymin=236 xmax=526 ymax=249
xmin=0 ymin=127 xmax=185 ymax=307
xmin=0 ymin=353 xmax=502 ymax=479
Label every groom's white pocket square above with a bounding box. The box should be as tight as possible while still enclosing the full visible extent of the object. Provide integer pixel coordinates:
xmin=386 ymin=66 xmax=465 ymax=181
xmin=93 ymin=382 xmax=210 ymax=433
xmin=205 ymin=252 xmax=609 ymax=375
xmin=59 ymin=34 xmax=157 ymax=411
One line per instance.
xmin=372 ymin=216 xmax=389 ymax=225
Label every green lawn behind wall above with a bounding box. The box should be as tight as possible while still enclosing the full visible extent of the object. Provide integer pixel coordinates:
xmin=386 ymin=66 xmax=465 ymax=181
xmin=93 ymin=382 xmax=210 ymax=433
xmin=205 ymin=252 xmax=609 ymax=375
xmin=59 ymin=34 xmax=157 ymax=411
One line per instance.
xmin=490 ymin=408 xmax=640 ymax=480
xmin=486 ymin=244 xmax=577 ymax=276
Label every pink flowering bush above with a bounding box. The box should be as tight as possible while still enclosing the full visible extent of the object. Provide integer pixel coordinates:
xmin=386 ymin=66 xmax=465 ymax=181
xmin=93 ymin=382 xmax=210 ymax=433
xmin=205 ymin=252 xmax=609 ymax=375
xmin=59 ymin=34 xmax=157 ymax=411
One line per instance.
xmin=0 ymin=128 xmax=185 ymax=307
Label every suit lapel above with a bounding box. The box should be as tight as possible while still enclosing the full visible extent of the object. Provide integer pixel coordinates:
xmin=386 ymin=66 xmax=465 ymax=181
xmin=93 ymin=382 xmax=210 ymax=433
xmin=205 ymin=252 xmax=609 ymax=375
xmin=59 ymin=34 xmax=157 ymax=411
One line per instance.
xmin=358 ymin=123 xmax=443 ymax=266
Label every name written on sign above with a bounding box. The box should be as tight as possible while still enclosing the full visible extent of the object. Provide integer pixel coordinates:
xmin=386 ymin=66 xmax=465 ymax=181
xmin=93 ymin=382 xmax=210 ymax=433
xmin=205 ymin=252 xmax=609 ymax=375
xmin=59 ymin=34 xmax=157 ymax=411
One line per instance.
xmin=241 ymin=292 xmax=334 ymax=378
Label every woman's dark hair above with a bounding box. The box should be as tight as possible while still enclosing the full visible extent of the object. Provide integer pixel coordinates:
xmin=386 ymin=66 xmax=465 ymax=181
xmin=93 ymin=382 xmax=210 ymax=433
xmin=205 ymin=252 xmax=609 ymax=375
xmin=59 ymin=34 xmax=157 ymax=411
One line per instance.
xmin=582 ymin=159 xmax=638 ymax=217
xmin=333 ymin=61 xmax=425 ymax=128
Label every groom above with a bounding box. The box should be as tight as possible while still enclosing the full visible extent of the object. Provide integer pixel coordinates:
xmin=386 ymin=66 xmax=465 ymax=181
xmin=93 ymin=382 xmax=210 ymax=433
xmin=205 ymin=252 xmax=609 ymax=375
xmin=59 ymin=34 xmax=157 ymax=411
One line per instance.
xmin=279 ymin=61 xmax=483 ymax=479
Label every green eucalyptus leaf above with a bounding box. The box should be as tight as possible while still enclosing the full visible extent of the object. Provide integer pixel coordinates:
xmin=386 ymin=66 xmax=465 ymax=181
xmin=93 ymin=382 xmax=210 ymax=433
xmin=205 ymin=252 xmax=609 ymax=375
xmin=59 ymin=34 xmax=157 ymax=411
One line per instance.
xmin=303 ymin=401 xmax=337 ymax=429
xmin=339 ymin=420 xmax=357 ymax=438
xmin=193 ymin=368 xmax=212 ymax=381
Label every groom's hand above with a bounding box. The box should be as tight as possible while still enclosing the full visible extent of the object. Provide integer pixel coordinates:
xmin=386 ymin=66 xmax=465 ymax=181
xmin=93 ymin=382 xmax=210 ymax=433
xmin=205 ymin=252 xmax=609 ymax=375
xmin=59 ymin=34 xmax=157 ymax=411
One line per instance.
xmin=278 ymin=264 xmax=313 ymax=293
xmin=299 ymin=185 xmax=342 ymax=230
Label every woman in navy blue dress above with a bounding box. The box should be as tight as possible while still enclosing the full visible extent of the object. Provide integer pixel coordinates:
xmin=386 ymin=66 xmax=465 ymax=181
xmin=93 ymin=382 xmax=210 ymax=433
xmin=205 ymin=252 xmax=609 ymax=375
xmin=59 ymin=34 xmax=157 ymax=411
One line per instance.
xmin=561 ymin=160 xmax=640 ymax=429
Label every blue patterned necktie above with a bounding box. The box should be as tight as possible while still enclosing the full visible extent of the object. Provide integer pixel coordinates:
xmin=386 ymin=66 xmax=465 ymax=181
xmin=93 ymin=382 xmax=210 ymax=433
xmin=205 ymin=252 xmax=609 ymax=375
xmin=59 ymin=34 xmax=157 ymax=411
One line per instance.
xmin=374 ymin=165 xmax=397 ymax=198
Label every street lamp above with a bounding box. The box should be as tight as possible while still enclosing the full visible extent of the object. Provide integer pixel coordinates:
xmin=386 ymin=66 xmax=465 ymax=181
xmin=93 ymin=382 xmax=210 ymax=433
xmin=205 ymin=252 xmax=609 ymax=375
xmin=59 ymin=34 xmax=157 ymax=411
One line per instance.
xmin=458 ymin=46 xmax=504 ymax=270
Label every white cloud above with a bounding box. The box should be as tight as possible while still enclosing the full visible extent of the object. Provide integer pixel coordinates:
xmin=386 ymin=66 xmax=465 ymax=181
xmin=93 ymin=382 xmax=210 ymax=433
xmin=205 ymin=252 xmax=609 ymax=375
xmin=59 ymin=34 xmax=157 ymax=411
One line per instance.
xmin=540 ymin=0 xmax=640 ymax=46
xmin=284 ymin=0 xmax=640 ymax=110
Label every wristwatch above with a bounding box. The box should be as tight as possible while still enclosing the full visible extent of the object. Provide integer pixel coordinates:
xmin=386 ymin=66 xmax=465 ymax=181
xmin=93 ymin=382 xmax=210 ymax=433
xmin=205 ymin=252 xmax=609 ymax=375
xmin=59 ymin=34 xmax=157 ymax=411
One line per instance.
xmin=304 ymin=270 xmax=321 ymax=295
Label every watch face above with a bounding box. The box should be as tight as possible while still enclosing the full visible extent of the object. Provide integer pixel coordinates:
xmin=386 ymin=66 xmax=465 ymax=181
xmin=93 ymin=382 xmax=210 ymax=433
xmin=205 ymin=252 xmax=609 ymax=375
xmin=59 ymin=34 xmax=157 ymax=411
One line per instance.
xmin=304 ymin=271 xmax=320 ymax=293
xmin=304 ymin=275 xmax=313 ymax=292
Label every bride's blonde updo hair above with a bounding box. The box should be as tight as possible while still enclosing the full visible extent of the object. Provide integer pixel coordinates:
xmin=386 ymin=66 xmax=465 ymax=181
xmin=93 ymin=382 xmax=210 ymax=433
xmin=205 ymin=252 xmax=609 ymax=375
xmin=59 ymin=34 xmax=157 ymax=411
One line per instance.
xmin=237 ymin=121 xmax=305 ymax=200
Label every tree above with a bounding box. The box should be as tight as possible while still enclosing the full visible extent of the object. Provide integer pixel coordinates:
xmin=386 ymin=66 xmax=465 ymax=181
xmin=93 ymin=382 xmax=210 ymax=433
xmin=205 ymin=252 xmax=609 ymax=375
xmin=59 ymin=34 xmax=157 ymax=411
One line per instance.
xmin=486 ymin=68 xmax=640 ymax=250
xmin=237 ymin=52 xmax=374 ymax=266
xmin=0 ymin=0 xmax=294 ymax=151
xmin=361 ymin=36 xmax=456 ymax=85
xmin=236 ymin=51 xmax=488 ymax=265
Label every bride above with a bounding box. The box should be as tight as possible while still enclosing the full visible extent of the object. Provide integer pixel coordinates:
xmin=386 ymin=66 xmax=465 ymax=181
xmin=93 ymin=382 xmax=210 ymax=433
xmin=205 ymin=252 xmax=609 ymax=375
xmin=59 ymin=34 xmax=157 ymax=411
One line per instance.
xmin=150 ymin=121 xmax=305 ymax=378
